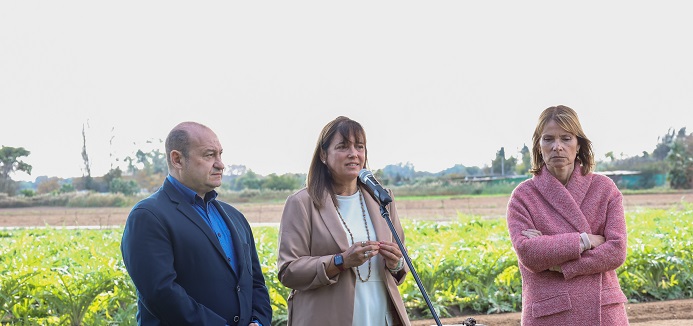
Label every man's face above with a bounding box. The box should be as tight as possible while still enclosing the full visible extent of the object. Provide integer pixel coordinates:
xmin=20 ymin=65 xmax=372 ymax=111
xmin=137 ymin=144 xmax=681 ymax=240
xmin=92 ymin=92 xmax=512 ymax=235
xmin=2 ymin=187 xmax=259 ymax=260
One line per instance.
xmin=178 ymin=127 xmax=224 ymax=197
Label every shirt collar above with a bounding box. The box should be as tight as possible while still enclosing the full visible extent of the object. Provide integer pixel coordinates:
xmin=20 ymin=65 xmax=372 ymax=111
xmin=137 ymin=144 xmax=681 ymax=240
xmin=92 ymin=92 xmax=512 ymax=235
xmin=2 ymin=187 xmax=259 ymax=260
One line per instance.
xmin=167 ymin=174 xmax=218 ymax=205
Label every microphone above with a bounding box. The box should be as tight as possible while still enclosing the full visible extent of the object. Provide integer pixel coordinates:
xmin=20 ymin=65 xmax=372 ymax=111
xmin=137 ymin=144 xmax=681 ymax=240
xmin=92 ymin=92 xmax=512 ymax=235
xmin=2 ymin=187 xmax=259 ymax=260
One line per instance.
xmin=358 ymin=169 xmax=392 ymax=205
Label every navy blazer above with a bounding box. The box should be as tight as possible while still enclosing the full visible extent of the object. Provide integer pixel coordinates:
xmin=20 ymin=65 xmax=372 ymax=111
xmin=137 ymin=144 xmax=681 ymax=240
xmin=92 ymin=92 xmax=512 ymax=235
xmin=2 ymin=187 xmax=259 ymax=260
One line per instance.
xmin=121 ymin=179 xmax=271 ymax=325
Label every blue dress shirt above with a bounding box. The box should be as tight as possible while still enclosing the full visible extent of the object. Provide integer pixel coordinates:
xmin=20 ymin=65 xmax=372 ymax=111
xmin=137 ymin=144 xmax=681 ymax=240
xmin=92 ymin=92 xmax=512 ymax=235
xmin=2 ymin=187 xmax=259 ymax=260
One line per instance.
xmin=167 ymin=175 xmax=237 ymax=273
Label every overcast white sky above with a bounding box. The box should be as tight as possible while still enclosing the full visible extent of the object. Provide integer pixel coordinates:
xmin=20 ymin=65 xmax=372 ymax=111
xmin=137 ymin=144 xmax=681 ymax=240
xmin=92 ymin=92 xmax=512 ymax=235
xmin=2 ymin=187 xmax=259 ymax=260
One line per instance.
xmin=2 ymin=1 xmax=692 ymax=182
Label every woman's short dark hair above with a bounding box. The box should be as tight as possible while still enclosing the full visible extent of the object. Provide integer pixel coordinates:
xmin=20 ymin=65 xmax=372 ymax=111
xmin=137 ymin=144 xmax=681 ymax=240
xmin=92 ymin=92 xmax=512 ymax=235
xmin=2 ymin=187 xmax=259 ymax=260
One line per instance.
xmin=307 ymin=116 xmax=368 ymax=209
xmin=530 ymin=105 xmax=594 ymax=175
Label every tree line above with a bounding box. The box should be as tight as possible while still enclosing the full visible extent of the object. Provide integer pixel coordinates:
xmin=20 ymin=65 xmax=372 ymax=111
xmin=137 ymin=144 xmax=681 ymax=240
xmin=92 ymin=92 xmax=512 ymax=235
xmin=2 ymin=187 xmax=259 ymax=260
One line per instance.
xmin=1 ymin=127 xmax=692 ymax=198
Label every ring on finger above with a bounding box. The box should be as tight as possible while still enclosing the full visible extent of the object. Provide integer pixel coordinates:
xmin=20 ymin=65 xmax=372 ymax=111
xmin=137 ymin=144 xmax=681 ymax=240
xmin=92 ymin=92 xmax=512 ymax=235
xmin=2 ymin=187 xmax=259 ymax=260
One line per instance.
xmin=361 ymin=241 xmax=366 ymax=247
xmin=364 ymin=252 xmax=369 ymax=258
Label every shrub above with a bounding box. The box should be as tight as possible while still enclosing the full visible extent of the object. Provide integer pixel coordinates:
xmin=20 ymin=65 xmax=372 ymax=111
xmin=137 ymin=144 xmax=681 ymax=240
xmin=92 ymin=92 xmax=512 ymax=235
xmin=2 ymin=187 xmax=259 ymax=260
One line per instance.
xmin=109 ymin=178 xmax=140 ymax=196
xmin=19 ymin=189 xmax=35 ymax=197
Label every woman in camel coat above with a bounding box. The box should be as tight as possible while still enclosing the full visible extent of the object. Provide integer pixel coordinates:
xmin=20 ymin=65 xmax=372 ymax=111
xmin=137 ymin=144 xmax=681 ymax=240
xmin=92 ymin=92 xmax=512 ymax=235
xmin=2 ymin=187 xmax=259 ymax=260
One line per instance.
xmin=277 ymin=116 xmax=410 ymax=326
xmin=507 ymin=105 xmax=629 ymax=325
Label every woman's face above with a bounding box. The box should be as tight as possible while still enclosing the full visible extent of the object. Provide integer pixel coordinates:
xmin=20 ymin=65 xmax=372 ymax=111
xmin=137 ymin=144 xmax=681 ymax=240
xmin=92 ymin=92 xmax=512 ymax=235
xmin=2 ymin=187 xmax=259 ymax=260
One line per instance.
xmin=323 ymin=132 xmax=366 ymax=185
xmin=540 ymin=119 xmax=580 ymax=174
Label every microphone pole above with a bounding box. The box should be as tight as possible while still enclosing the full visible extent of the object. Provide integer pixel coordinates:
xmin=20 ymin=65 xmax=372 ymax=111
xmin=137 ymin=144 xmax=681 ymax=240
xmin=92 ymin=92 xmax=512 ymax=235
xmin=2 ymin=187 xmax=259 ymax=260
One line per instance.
xmin=379 ymin=202 xmax=443 ymax=326
xmin=358 ymin=169 xmax=442 ymax=325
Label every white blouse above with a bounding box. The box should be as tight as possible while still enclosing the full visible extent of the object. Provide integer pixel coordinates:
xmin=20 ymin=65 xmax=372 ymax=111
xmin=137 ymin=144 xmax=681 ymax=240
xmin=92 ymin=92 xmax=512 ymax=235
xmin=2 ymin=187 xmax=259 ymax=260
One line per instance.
xmin=336 ymin=191 xmax=394 ymax=326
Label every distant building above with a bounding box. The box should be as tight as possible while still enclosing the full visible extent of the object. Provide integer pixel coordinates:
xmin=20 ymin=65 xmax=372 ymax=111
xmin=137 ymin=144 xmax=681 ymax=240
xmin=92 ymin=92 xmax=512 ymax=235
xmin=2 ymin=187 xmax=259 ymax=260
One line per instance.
xmin=450 ymin=171 xmax=667 ymax=190
xmin=596 ymin=171 xmax=666 ymax=189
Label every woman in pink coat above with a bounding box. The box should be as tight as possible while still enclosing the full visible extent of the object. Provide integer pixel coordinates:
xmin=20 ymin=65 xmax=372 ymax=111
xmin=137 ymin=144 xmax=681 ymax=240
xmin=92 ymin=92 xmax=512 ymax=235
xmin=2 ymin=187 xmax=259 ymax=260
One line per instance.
xmin=507 ymin=105 xmax=629 ymax=325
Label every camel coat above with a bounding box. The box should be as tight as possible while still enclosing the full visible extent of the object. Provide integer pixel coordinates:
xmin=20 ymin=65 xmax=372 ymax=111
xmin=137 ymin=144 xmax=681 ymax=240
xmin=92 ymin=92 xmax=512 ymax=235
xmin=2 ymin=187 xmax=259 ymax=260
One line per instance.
xmin=277 ymin=187 xmax=410 ymax=326
xmin=507 ymin=165 xmax=629 ymax=325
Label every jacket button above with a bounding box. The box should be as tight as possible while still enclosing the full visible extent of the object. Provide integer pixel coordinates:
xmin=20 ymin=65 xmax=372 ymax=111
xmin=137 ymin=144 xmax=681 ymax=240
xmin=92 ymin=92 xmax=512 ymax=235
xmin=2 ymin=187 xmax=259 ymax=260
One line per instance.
xmin=236 ymin=285 xmax=241 ymax=291
xmin=233 ymin=315 xmax=240 ymax=322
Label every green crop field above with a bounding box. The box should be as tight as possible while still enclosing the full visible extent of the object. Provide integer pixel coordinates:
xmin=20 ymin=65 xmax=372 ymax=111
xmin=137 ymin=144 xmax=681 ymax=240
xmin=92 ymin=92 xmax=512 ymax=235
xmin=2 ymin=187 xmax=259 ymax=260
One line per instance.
xmin=1 ymin=204 xmax=692 ymax=325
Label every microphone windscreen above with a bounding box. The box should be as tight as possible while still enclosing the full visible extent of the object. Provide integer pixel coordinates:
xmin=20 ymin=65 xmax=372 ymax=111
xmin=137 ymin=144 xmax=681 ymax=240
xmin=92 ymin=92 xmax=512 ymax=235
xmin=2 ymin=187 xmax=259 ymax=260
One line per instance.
xmin=358 ymin=169 xmax=372 ymax=183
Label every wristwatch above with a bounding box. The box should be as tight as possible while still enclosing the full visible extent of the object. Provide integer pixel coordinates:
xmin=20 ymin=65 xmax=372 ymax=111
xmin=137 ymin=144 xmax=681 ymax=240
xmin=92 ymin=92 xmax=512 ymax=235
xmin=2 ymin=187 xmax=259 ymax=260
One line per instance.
xmin=334 ymin=254 xmax=345 ymax=272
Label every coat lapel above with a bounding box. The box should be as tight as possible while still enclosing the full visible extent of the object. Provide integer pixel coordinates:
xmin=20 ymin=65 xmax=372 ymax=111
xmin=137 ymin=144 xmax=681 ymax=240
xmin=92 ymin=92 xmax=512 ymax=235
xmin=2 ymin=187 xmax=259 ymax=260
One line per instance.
xmin=163 ymin=182 xmax=236 ymax=275
xmin=535 ymin=165 xmax=591 ymax=233
xmin=319 ymin=191 xmax=351 ymax=251
xmin=214 ymin=201 xmax=243 ymax=278
xmin=565 ymin=166 xmax=591 ymax=209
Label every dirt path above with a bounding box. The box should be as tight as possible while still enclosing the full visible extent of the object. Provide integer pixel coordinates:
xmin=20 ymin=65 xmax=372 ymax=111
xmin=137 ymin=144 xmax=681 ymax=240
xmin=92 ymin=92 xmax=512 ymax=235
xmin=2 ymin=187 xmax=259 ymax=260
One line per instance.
xmin=0 ymin=192 xmax=690 ymax=228
xmin=411 ymin=299 xmax=693 ymax=325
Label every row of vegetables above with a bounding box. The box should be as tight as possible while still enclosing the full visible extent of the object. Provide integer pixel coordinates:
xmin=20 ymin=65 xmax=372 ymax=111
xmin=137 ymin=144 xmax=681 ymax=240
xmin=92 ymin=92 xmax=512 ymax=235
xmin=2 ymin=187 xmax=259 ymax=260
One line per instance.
xmin=1 ymin=204 xmax=691 ymax=325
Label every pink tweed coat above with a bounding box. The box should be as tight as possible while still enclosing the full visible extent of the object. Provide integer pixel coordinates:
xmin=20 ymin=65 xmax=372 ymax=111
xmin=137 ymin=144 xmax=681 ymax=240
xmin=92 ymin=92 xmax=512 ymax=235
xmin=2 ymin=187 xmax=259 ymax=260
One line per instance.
xmin=507 ymin=165 xmax=629 ymax=325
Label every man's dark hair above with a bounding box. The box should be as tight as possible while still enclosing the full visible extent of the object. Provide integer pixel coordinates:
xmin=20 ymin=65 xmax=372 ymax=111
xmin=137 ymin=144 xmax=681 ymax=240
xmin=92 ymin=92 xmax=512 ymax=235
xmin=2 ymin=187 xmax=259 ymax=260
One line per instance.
xmin=165 ymin=122 xmax=207 ymax=169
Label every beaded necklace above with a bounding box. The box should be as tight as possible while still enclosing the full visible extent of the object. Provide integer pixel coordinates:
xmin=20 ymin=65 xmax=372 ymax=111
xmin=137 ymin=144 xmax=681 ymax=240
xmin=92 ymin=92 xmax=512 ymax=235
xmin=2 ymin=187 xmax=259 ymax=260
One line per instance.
xmin=335 ymin=188 xmax=372 ymax=282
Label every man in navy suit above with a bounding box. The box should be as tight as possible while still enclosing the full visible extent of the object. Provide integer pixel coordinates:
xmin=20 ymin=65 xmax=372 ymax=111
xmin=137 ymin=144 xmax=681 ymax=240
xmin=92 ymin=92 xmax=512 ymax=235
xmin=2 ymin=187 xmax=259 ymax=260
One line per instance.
xmin=121 ymin=121 xmax=271 ymax=325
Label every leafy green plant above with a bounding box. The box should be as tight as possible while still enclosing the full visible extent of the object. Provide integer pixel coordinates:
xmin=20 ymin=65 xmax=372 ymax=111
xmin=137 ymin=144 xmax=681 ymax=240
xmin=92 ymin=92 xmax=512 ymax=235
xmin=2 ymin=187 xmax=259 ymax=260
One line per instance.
xmin=0 ymin=203 xmax=691 ymax=324
xmin=0 ymin=229 xmax=132 ymax=325
xmin=619 ymin=206 xmax=693 ymax=302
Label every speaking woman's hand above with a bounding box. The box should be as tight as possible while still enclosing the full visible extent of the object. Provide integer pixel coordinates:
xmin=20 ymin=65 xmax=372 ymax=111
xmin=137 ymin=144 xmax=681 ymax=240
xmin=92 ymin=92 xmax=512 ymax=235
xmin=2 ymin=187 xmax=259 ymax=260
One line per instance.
xmin=342 ymin=241 xmax=380 ymax=268
xmin=378 ymin=241 xmax=404 ymax=270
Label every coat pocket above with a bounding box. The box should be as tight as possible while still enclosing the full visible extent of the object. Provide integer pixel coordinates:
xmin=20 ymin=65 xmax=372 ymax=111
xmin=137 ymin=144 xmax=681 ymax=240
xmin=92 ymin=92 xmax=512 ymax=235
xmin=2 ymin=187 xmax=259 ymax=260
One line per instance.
xmin=532 ymin=292 xmax=572 ymax=318
xmin=601 ymin=286 xmax=627 ymax=305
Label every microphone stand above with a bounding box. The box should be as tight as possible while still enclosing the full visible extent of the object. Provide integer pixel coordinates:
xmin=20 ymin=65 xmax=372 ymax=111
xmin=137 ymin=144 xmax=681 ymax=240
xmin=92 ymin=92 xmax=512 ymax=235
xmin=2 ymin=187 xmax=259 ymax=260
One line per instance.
xmin=380 ymin=204 xmax=443 ymax=326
